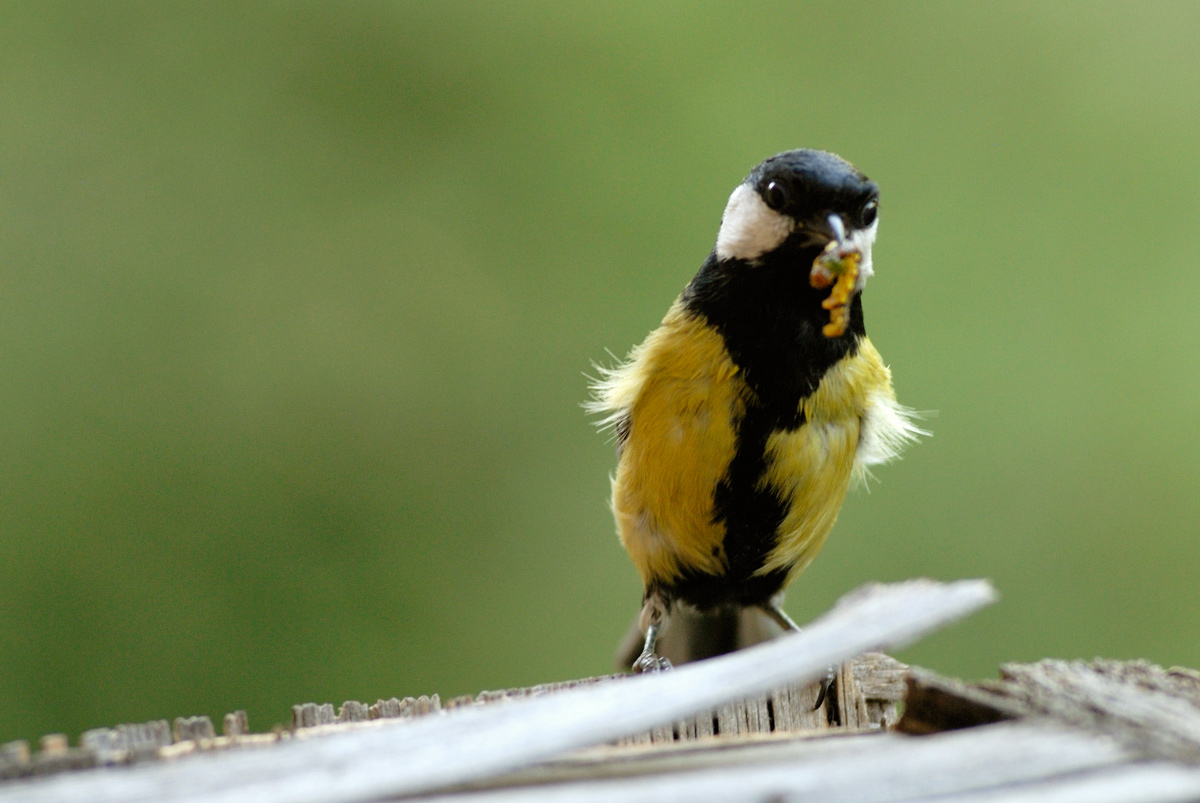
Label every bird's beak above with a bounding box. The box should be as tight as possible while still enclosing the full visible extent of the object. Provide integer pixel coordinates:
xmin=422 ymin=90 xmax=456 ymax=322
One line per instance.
xmin=826 ymin=213 xmax=846 ymax=246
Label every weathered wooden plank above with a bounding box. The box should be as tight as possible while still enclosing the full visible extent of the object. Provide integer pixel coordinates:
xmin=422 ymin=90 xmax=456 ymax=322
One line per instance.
xmin=936 ymin=762 xmax=1200 ymax=803
xmin=448 ymin=739 xmax=1200 ymax=803
xmin=901 ymin=659 xmax=1200 ymax=764
xmin=222 ymin=711 xmax=249 ymax=738
xmin=172 ymin=717 xmax=215 ymax=744
xmin=0 ymin=744 xmax=30 ymax=781
xmin=851 ymin=652 xmax=908 ymax=700
xmin=450 ymin=729 xmax=877 ymax=791
xmin=619 ymin=650 xmax=903 ymax=742
xmin=996 ymin=660 xmax=1200 ymax=764
xmin=80 ymin=721 xmax=172 ymax=765
xmin=367 ymin=694 xmax=441 ymax=720
xmin=423 ymin=721 xmax=1130 ymax=803
xmin=770 ymin=678 xmax=825 ymax=732
xmin=289 ymin=704 xmax=335 ymax=730
xmin=715 ymin=700 xmax=748 ymax=737
xmin=0 ymin=736 xmax=93 ymax=782
xmin=0 ymin=650 xmax=902 ymax=780
xmin=899 ymin=669 xmax=1019 ymax=733
xmin=0 ymin=578 xmax=994 ymax=803
xmin=335 ymin=702 xmax=367 ymax=724
xmin=835 ymin=659 xmax=870 ymax=729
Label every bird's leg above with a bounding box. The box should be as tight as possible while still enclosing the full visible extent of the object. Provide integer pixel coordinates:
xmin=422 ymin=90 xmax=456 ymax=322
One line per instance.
xmin=632 ymin=592 xmax=672 ymax=673
xmin=762 ymin=595 xmax=836 ymax=711
xmin=761 ymin=598 xmax=801 ymax=632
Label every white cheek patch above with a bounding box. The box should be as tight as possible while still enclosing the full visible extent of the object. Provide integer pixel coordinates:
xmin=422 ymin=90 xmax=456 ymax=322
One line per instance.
xmin=715 ymin=183 xmax=793 ymax=262
xmin=848 ymin=218 xmax=879 ymax=292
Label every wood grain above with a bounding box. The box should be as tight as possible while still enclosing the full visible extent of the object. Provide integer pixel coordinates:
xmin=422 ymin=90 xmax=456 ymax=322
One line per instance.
xmin=0 ymin=578 xmax=994 ymax=803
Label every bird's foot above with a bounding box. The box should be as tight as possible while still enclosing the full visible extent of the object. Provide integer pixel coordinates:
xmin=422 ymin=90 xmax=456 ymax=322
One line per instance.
xmin=631 ymin=594 xmax=671 ymax=673
xmin=632 ymin=650 xmax=672 ymax=674
xmin=813 ymin=664 xmax=837 ymax=711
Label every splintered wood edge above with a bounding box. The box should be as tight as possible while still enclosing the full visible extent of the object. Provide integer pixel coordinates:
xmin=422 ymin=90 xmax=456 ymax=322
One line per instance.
xmin=426 ymin=722 xmax=1151 ymax=803
xmin=897 ymin=668 xmax=1026 ymax=735
xmin=0 ymin=653 xmax=909 ymax=783
xmin=899 ymin=658 xmax=1200 ymax=765
xmin=994 ymin=659 xmax=1200 ymax=764
xmin=0 ymin=579 xmax=996 ymax=803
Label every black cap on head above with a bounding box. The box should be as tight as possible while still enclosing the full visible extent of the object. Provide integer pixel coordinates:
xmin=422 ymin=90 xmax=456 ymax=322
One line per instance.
xmin=749 ymin=149 xmax=879 ymax=231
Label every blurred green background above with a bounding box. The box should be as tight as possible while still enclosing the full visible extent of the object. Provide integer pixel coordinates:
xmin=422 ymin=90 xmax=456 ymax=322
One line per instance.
xmin=1 ymin=1 xmax=1199 ymax=744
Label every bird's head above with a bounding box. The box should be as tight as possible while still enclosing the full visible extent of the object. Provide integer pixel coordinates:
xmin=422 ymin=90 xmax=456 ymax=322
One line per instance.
xmin=714 ymin=149 xmax=880 ymax=295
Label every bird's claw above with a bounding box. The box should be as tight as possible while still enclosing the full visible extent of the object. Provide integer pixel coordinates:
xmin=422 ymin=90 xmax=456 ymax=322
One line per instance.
xmin=632 ymin=651 xmax=673 ymax=674
xmin=812 ymin=664 xmax=837 ymax=711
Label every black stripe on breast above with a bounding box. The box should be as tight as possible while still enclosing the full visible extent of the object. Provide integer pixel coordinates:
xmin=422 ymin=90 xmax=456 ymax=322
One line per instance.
xmin=658 ymin=248 xmax=865 ymax=609
xmin=682 ymin=249 xmax=864 ymax=408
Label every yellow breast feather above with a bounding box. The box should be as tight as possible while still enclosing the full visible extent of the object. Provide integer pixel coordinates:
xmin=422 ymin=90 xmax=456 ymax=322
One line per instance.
xmin=759 ymin=337 xmax=910 ymax=579
xmin=850 ymin=340 xmax=929 ymax=485
xmin=589 ymin=301 xmax=744 ymax=586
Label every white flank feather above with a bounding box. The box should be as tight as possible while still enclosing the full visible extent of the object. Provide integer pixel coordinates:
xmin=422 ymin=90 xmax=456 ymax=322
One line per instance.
xmin=852 ymin=391 xmax=929 ymax=487
xmin=583 ymin=347 xmax=641 ymax=437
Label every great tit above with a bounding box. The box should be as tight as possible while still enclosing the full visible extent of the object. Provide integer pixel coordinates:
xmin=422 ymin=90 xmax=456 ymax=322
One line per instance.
xmin=590 ymin=149 xmax=924 ymax=673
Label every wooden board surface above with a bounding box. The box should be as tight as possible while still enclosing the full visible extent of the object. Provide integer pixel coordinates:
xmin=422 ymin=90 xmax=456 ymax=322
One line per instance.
xmin=901 ymin=658 xmax=1200 ymax=763
xmin=0 ymin=578 xmax=994 ymax=803
xmin=421 ymin=722 xmax=1143 ymax=803
xmin=9 ymin=579 xmax=1200 ymax=802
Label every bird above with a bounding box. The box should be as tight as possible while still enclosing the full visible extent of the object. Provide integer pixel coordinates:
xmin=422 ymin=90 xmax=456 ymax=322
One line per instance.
xmin=588 ymin=148 xmax=924 ymax=676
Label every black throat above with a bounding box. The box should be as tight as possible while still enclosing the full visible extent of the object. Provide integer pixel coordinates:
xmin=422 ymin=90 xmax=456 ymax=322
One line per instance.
xmin=664 ymin=245 xmax=866 ymax=609
xmin=680 ymin=246 xmax=866 ymax=421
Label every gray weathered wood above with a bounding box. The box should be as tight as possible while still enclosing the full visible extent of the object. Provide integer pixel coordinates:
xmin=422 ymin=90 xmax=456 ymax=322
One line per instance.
xmin=0 ymin=736 xmax=92 ymax=782
xmin=836 ymin=659 xmax=870 ymax=729
xmin=0 ymin=578 xmax=994 ymax=803
xmin=172 ymin=717 xmax=215 ymax=744
xmin=771 ymin=676 xmax=826 ymax=732
xmin=902 ymin=659 xmax=1200 ymax=764
xmin=222 ymin=711 xmax=249 ymax=738
xmin=31 ymin=742 xmax=61 ymax=760
xmin=899 ymin=668 xmax=1019 ymax=733
xmin=0 ymin=744 xmax=30 ymax=781
xmin=852 ymin=651 xmax=908 ymax=699
xmin=998 ymin=660 xmax=1200 ymax=763
xmin=289 ymin=704 xmax=335 ymax=730
xmin=335 ymin=702 xmax=367 ymax=724
xmin=935 ymin=762 xmax=1200 ymax=803
xmin=425 ymin=721 xmax=1130 ymax=803
xmin=80 ymin=721 xmax=172 ymax=765
xmin=367 ymin=694 xmax=441 ymax=720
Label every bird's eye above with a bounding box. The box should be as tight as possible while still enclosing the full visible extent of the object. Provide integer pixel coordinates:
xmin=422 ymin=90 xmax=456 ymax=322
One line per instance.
xmin=764 ymin=181 xmax=789 ymax=211
xmin=861 ymin=199 xmax=878 ymax=227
